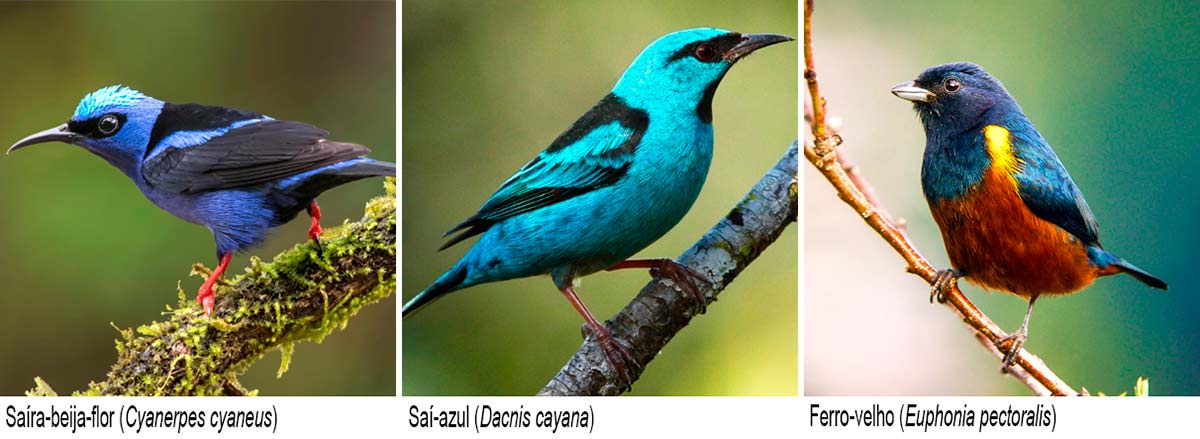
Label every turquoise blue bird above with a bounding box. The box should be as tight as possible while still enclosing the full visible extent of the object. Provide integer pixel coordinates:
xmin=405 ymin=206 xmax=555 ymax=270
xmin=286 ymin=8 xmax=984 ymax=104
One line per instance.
xmin=402 ymin=28 xmax=792 ymax=382
xmin=892 ymin=62 xmax=1166 ymax=369
xmin=9 ymin=86 xmax=395 ymax=316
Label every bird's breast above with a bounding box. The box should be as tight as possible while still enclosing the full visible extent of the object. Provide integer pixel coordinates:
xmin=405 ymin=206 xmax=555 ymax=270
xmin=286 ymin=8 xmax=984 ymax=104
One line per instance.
xmin=929 ymin=164 xmax=1097 ymax=298
xmin=920 ymin=128 xmax=990 ymax=204
xmin=138 ymin=183 xmax=207 ymax=226
xmin=626 ymin=118 xmax=714 ymax=211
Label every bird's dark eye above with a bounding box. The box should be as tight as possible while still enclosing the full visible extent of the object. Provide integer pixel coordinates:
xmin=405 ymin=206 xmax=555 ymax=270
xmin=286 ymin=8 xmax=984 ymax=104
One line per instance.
xmin=97 ymin=114 xmax=120 ymax=135
xmin=944 ymin=77 xmax=962 ymax=93
xmin=693 ymin=43 xmax=718 ymax=62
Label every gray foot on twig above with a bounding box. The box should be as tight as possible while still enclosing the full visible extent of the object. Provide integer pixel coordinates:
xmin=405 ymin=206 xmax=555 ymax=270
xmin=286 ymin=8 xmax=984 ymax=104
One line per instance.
xmin=996 ymin=326 xmax=1028 ymax=374
xmin=930 ymin=268 xmax=963 ymax=304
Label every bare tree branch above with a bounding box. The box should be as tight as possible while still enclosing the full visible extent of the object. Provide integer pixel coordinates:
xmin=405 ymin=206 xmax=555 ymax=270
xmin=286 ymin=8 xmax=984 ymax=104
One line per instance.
xmin=539 ymin=142 xmax=798 ymax=396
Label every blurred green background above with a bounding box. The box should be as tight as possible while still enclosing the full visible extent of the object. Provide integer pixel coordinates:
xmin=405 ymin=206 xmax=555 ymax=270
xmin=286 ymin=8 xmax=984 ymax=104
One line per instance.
xmin=0 ymin=2 xmax=395 ymax=395
xmin=806 ymin=1 xmax=1198 ymax=395
xmin=402 ymin=0 xmax=797 ymax=395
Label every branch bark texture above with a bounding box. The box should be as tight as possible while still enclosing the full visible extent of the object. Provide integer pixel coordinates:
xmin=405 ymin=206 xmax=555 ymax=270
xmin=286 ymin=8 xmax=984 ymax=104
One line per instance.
xmin=803 ymin=1 xmax=1077 ymax=396
xmin=30 ymin=179 xmax=397 ymax=396
xmin=539 ymin=142 xmax=798 ymax=396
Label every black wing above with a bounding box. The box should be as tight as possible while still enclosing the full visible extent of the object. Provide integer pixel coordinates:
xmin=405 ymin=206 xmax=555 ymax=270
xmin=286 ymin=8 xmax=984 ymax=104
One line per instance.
xmin=142 ymin=119 xmax=369 ymax=194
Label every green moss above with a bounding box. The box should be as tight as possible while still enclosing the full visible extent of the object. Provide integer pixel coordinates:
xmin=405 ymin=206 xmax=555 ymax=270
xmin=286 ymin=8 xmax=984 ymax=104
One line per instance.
xmin=277 ymin=343 xmax=295 ymax=378
xmin=25 ymin=377 xmax=57 ymax=396
xmin=739 ymin=244 xmax=755 ymax=259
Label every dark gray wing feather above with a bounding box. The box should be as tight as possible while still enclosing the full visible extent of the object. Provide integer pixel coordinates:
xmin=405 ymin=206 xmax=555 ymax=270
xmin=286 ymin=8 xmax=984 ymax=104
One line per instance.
xmin=142 ymin=120 xmax=369 ymax=194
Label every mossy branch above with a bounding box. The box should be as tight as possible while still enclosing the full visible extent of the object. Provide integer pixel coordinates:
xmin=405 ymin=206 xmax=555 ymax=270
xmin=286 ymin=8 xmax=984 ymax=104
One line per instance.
xmin=28 ymin=178 xmax=396 ymax=396
xmin=539 ymin=142 xmax=798 ymax=396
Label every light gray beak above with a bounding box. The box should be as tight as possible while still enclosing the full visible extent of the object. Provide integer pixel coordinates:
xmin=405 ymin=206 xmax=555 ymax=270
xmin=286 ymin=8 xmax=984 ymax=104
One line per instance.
xmin=8 ymin=123 xmax=80 ymax=154
xmin=891 ymin=81 xmax=935 ymax=103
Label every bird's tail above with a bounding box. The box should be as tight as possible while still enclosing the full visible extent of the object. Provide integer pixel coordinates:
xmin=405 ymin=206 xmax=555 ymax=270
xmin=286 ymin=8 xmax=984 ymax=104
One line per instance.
xmin=1090 ymin=247 xmax=1168 ymax=289
xmin=1112 ymin=259 xmax=1168 ymax=289
xmin=330 ymin=158 xmax=396 ymax=178
xmin=403 ymin=261 xmax=469 ymax=317
xmin=280 ymin=158 xmax=396 ymax=206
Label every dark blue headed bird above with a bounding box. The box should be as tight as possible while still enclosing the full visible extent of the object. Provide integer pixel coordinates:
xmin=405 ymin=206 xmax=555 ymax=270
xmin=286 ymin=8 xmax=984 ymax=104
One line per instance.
xmin=9 ymin=86 xmax=395 ymax=315
xmin=892 ymin=62 xmax=1165 ymax=369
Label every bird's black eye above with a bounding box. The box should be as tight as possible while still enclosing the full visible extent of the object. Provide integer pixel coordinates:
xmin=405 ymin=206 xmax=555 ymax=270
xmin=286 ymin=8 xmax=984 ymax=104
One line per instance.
xmin=693 ymin=43 xmax=718 ymax=62
xmin=97 ymin=114 xmax=120 ymax=135
xmin=944 ymin=77 xmax=962 ymax=93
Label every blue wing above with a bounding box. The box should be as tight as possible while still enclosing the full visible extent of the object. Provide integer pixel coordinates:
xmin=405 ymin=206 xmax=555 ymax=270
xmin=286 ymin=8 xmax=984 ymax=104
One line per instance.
xmin=1009 ymin=123 xmax=1101 ymax=246
xmin=440 ymin=93 xmax=649 ymax=249
xmin=142 ymin=110 xmax=370 ymax=194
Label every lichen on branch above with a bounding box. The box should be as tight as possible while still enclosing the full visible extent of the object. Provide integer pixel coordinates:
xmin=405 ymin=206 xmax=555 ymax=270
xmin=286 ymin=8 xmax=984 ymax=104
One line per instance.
xmin=28 ymin=178 xmax=396 ymax=396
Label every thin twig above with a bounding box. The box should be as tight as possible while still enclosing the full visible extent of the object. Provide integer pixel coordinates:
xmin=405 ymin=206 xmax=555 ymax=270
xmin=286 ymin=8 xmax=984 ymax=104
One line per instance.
xmin=803 ymin=2 xmax=1077 ymax=396
xmin=804 ymin=0 xmax=829 ymax=153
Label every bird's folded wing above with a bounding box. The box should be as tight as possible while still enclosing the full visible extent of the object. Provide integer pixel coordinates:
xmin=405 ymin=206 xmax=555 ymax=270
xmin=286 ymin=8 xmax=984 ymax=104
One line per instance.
xmin=142 ymin=119 xmax=369 ymax=194
xmin=439 ymin=118 xmax=643 ymax=250
xmin=1012 ymin=132 xmax=1101 ymax=246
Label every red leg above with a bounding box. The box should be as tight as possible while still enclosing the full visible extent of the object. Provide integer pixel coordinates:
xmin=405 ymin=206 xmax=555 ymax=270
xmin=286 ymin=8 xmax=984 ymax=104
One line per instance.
xmin=607 ymin=258 xmax=710 ymax=313
xmin=307 ymin=201 xmax=324 ymax=252
xmin=198 ymin=252 xmax=232 ymax=316
xmin=558 ymin=284 xmax=637 ymax=387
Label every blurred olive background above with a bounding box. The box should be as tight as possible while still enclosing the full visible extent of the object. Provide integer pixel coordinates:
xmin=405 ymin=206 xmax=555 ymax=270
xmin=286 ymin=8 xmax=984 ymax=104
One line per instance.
xmin=806 ymin=1 xmax=1198 ymax=395
xmin=403 ymin=0 xmax=797 ymax=395
xmin=0 ymin=2 xmax=395 ymax=395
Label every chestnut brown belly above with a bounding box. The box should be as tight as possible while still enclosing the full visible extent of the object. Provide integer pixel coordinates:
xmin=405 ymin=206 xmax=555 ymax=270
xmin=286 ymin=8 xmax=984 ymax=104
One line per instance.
xmin=929 ymin=170 xmax=1097 ymax=298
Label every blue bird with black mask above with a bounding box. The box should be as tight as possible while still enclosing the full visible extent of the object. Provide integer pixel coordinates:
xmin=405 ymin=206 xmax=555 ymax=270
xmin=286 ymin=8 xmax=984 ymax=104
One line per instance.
xmin=9 ymin=86 xmax=396 ymax=316
xmin=402 ymin=28 xmax=792 ymax=384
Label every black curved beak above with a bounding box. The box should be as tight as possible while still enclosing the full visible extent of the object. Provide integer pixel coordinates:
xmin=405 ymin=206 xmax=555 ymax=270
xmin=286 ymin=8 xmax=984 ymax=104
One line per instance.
xmin=724 ymin=33 xmax=794 ymax=62
xmin=891 ymin=81 xmax=935 ymax=103
xmin=8 ymin=123 xmax=80 ymax=155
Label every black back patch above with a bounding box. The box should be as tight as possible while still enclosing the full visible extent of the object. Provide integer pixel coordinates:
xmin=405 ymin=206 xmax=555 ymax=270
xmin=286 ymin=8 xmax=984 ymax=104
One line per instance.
xmin=146 ymin=102 xmax=262 ymax=158
xmin=546 ymin=93 xmax=649 ymax=154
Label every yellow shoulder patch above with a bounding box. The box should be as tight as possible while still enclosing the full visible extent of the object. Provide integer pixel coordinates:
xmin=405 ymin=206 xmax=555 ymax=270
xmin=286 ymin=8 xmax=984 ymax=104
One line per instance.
xmin=983 ymin=125 xmax=1023 ymax=184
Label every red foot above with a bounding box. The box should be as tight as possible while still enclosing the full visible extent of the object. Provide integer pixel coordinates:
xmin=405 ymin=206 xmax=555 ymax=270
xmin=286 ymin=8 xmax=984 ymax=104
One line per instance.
xmin=307 ymin=201 xmax=324 ymax=251
xmin=559 ymin=284 xmax=638 ymax=390
xmin=584 ymin=322 xmax=637 ymax=390
xmin=607 ymin=258 xmax=710 ymax=314
xmin=198 ymin=253 xmax=233 ymax=316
